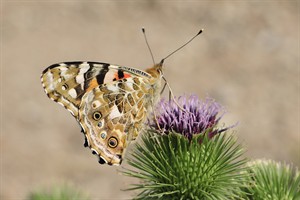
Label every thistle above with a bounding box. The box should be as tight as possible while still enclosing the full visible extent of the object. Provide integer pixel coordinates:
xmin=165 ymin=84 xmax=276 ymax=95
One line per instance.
xmin=243 ymin=160 xmax=300 ymax=200
xmin=149 ymin=95 xmax=234 ymax=140
xmin=28 ymin=184 xmax=89 ymax=200
xmin=124 ymin=95 xmax=247 ymax=199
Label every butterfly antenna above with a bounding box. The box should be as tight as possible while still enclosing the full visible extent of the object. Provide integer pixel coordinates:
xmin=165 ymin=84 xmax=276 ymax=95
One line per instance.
xmin=142 ymin=28 xmax=156 ymax=65
xmin=160 ymin=29 xmax=203 ymax=65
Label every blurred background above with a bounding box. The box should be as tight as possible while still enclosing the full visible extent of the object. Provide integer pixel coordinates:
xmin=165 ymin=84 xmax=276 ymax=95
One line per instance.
xmin=1 ymin=1 xmax=299 ymax=199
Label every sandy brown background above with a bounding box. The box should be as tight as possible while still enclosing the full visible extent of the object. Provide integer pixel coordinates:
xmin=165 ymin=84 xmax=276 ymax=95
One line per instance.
xmin=1 ymin=1 xmax=299 ymax=199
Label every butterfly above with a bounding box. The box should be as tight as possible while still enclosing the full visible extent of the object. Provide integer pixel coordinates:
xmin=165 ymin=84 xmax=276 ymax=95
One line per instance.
xmin=41 ymin=61 xmax=163 ymax=166
xmin=41 ymin=29 xmax=202 ymax=166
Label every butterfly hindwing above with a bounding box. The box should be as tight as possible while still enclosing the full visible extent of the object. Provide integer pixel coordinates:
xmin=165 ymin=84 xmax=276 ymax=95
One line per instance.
xmin=78 ymin=77 xmax=151 ymax=165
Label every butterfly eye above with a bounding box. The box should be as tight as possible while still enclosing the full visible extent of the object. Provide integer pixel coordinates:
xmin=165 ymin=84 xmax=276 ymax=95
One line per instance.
xmin=100 ymin=132 xmax=106 ymax=139
xmin=108 ymin=137 xmax=118 ymax=148
xmin=93 ymin=111 xmax=102 ymax=120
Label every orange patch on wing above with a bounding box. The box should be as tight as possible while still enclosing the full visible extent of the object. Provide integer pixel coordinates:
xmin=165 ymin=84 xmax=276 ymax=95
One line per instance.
xmin=123 ymin=73 xmax=131 ymax=79
xmin=86 ymin=78 xmax=98 ymax=92
xmin=114 ymin=72 xmax=131 ymax=80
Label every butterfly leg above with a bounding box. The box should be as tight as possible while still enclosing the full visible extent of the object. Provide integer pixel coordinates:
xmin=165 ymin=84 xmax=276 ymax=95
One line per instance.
xmin=159 ymin=79 xmax=172 ymax=102
xmin=160 ymin=81 xmax=167 ymax=95
xmin=162 ymin=76 xmax=193 ymax=115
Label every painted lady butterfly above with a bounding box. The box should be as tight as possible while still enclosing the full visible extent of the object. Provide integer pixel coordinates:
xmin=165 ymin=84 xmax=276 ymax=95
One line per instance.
xmin=41 ymin=29 xmax=202 ymax=166
xmin=41 ymin=61 xmax=162 ymax=166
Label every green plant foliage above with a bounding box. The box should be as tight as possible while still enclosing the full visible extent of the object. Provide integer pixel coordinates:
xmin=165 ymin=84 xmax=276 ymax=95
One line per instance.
xmin=244 ymin=160 xmax=300 ymax=200
xmin=28 ymin=184 xmax=90 ymax=200
xmin=123 ymin=130 xmax=248 ymax=200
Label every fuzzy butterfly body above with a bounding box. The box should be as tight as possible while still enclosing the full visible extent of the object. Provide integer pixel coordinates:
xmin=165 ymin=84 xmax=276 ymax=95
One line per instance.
xmin=41 ymin=61 xmax=162 ymax=165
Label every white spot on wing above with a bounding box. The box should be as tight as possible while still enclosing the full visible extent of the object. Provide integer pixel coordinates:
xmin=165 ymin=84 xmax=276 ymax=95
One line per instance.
xmin=59 ymin=96 xmax=69 ymax=106
xmin=79 ymin=122 xmax=86 ymax=133
xmin=99 ymin=156 xmax=107 ymax=163
xmin=46 ymin=72 xmax=54 ymax=90
xmin=125 ymin=81 xmax=133 ymax=90
xmin=91 ymin=148 xmax=98 ymax=155
xmin=67 ymin=108 xmax=75 ymax=116
xmin=76 ymin=74 xmax=84 ymax=83
xmin=109 ymin=105 xmax=122 ymax=119
xmin=92 ymin=100 xmax=101 ymax=108
xmin=68 ymin=103 xmax=78 ymax=116
xmin=106 ymin=84 xmax=119 ymax=92
xmin=68 ymin=88 xmax=77 ymax=98
xmin=103 ymin=70 xmax=116 ymax=83
xmin=57 ymin=102 xmax=64 ymax=107
xmin=79 ymin=64 xmax=90 ymax=74
xmin=59 ymin=66 xmax=68 ymax=71
xmin=60 ymin=66 xmax=72 ymax=80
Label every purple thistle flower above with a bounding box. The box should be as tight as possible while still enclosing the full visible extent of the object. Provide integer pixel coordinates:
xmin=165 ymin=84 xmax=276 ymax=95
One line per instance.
xmin=150 ymin=95 xmax=232 ymax=140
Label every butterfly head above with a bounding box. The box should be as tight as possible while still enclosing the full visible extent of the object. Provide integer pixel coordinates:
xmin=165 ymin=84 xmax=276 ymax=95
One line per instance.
xmin=145 ymin=60 xmax=164 ymax=79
